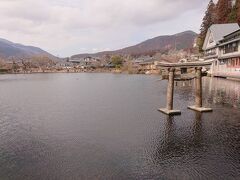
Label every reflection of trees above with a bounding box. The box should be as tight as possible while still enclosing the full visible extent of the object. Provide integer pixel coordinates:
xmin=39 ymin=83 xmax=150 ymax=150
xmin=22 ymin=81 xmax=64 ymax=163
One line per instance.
xmin=152 ymin=113 xmax=205 ymax=163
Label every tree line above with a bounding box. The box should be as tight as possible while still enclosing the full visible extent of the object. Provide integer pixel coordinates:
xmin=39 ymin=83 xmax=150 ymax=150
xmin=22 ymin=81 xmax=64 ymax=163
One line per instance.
xmin=199 ymin=0 xmax=240 ymax=51
xmin=0 ymin=56 xmax=56 ymax=73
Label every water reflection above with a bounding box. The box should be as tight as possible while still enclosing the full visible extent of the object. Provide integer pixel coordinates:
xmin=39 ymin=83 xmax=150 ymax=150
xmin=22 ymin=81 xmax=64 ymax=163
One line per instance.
xmin=192 ymin=112 xmax=203 ymax=148
xmin=150 ymin=109 xmax=240 ymax=179
xmin=206 ymin=77 xmax=240 ymax=108
xmin=153 ymin=112 xmax=205 ymax=164
xmin=175 ymin=80 xmax=193 ymax=88
xmin=175 ymin=77 xmax=240 ymax=108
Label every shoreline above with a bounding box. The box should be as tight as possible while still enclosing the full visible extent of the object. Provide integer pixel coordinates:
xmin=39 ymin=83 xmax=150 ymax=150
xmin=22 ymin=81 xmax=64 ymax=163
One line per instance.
xmin=0 ymin=68 xmax=160 ymax=75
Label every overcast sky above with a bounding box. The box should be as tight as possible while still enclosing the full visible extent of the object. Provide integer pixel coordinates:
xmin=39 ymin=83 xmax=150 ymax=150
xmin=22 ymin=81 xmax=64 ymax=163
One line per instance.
xmin=0 ymin=0 xmax=209 ymax=57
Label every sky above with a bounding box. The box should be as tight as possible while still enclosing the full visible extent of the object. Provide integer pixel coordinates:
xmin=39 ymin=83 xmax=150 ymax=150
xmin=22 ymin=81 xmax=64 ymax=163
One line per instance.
xmin=0 ymin=0 xmax=209 ymax=57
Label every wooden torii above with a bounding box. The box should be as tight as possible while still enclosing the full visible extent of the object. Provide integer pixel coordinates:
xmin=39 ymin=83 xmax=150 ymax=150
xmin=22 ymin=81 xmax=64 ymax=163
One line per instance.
xmin=157 ymin=61 xmax=213 ymax=115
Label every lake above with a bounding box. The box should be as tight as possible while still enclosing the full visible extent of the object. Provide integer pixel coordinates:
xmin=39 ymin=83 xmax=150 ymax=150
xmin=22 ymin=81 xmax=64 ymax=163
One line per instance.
xmin=0 ymin=73 xmax=239 ymax=180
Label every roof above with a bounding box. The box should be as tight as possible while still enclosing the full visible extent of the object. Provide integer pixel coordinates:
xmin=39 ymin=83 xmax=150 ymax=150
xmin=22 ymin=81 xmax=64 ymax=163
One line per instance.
xmin=210 ymin=23 xmax=239 ymax=42
xmin=203 ymin=23 xmax=240 ymax=50
xmin=223 ymin=28 xmax=240 ymax=38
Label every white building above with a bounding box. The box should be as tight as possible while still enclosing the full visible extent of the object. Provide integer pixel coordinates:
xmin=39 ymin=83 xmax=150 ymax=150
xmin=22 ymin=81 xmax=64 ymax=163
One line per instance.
xmin=203 ymin=23 xmax=240 ymax=79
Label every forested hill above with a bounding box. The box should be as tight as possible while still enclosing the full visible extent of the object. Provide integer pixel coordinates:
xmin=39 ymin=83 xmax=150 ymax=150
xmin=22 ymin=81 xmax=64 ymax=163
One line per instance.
xmin=72 ymin=31 xmax=197 ymax=58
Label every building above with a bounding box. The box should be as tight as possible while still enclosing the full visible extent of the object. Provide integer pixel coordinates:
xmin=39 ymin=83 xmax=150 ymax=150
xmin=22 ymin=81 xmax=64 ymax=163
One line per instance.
xmin=69 ymin=56 xmax=102 ymax=69
xmin=203 ymin=23 xmax=240 ymax=79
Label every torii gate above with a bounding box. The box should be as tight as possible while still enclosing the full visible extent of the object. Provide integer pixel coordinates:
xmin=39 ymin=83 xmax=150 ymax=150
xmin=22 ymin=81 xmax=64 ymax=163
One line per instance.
xmin=158 ymin=61 xmax=213 ymax=115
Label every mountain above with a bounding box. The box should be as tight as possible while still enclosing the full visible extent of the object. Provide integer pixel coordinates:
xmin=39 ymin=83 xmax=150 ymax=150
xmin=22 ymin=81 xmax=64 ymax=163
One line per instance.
xmin=0 ymin=38 xmax=57 ymax=60
xmin=72 ymin=31 xmax=198 ymax=59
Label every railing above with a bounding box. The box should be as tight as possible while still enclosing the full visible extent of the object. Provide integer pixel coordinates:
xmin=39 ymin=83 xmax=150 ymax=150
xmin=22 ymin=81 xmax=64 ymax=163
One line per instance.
xmin=204 ymin=52 xmax=217 ymax=57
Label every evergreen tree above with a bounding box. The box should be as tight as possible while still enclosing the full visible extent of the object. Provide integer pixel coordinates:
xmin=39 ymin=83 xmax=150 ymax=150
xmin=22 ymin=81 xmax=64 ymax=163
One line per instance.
xmin=228 ymin=4 xmax=238 ymax=22
xmin=236 ymin=0 xmax=240 ymax=23
xmin=216 ymin=0 xmax=232 ymax=23
xmin=198 ymin=0 xmax=216 ymax=51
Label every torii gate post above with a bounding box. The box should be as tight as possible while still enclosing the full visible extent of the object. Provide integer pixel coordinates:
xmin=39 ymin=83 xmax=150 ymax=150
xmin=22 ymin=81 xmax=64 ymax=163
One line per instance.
xmin=188 ymin=67 xmax=213 ymax=112
xmin=158 ymin=68 xmax=181 ymax=115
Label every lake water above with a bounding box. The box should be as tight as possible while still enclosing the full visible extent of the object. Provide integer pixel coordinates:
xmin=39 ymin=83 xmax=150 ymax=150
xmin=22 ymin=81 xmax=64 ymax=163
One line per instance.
xmin=0 ymin=73 xmax=239 ymax=180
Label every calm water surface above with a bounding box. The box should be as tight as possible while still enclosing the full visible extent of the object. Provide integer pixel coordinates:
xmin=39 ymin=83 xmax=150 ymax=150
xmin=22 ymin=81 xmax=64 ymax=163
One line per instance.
xmin=0 ymin=73 xmax=239 ymax=180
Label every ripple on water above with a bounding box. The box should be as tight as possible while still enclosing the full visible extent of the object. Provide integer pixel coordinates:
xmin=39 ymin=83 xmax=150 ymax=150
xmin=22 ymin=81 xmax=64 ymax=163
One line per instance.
xmin=0 ymin=74 xmax=239 ymax=179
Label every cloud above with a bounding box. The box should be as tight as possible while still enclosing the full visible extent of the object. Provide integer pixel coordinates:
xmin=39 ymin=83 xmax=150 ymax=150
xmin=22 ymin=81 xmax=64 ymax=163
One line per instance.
xmin=0 ymin=0 xmax=208 ymax=56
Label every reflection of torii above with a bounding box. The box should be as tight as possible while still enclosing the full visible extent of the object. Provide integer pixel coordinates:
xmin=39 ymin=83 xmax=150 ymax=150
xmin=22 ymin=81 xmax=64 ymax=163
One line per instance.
xmin=152 ymin=113 xmax=204 ymax=163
